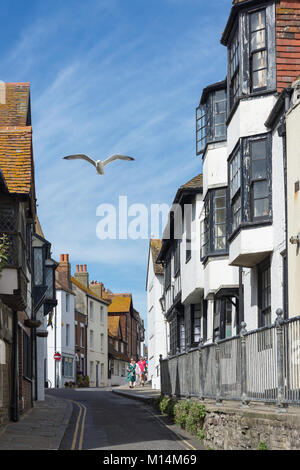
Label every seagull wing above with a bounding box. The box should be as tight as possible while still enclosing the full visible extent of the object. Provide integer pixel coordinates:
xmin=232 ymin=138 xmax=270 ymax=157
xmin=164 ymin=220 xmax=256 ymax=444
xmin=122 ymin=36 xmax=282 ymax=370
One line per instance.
xmin=102 ymin=154 xmax=135 ymax=167
xmin=63 ymin=154 xmax=96 ymax=167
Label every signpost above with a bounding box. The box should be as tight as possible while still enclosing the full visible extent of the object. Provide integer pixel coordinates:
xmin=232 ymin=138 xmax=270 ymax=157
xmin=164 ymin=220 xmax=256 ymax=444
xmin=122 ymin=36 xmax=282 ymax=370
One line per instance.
xmin=54 ymin=352 xmax=61 ymax=361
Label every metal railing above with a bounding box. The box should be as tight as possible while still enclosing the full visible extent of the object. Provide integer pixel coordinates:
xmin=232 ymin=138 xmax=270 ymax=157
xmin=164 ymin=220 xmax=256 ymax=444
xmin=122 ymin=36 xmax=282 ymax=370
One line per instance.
xmin=160 ymin=309 xmax=300 ymax=409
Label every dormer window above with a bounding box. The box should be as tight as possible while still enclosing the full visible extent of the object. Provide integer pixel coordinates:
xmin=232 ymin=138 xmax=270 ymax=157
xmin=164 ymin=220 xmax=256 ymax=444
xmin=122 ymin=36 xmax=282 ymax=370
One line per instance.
xmin=196 ymin=83 xmax=227 ymax=155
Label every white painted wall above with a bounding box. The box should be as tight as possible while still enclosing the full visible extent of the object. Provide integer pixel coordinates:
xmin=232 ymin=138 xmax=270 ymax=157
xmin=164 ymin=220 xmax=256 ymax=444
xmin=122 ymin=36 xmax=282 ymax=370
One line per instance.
xmin=227 ymin=95 xmax=277 ymax=156
xmin=146 ymin=246 xmax=167 ymax=390
xmin=287 ymin=100 xmax=300 ymax=317
xmin=181 ymin=194 xmax=204 ymax=305
xmin=47 ymin=289 xmax=76 ymax=388
xmin=203 ymin=257 xmax=239 ymax=299
xmin=203 ymin=143 xmax=228 ymax=198
xmin=87 ymin=298 xmax=108 ymax=387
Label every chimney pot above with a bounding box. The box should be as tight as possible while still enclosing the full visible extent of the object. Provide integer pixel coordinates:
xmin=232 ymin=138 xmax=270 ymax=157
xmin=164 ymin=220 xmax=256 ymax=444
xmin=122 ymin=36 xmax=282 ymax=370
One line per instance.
xmin=84 ymin=264 xmax=87 ymax=272
xmin=80 ymin=265 xmax=83 ymax=272
xmin=60 ymin=254 xmax=64 ymax=262
xmin=65 ymin=254 xmax=69 ymax=262
xmin=76 ymin=265 xmax=79 ymax=273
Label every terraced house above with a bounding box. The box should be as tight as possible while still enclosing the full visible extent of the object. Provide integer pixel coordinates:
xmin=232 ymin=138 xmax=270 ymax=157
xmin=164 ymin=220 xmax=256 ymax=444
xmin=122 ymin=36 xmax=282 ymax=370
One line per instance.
xmin=72 ymin=266 xmax=109 ymax=387
xmin=0 ymin=83 xmax=56 ymax=427
xmin=160 ymin=0 xmax=300 ymax=411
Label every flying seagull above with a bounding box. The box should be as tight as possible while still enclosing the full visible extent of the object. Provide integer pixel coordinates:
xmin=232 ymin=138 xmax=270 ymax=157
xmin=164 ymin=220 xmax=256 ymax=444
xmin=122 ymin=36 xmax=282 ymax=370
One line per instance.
xmin=63 ymin=153 xmax=134 ymax=175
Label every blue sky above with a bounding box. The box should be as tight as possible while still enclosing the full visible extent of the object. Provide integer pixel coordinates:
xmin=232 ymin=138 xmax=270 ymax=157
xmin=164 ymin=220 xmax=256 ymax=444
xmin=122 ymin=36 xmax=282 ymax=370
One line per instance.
xmin=1 ymin=0 xmax=231 ymax=333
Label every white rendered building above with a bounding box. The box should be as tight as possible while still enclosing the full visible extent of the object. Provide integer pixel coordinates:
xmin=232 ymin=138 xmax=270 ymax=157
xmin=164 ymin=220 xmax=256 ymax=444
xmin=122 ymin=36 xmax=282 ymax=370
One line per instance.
xmin=47 ymin=254 xmax=76 ymax=388
xmin=146 ymin=239 xmax=167 ymax=389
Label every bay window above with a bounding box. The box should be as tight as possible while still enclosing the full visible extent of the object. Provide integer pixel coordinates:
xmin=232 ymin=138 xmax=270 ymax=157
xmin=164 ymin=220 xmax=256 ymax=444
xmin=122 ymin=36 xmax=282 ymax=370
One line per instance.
xmin=223 ymin=4 xmax=276 ymax=114
xmin=250 ymin=138 xmax=269 ymax=220
xmin=229 ymin=28 xmax=240 ymax=107
xmin=229 ymin=133 xmax=271 ymax=235
xmin=201 ymin=188 xmax=228 ymax=259
xmin=196 ymin=84 xmax=227 ymax=155
xmin=213 ymin=189 xmax=226 ymax=252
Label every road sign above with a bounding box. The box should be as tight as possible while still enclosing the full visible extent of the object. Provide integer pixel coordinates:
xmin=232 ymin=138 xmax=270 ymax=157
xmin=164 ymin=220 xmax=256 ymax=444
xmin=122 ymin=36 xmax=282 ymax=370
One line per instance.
xmin=54 ymin=352 xmax=61 ymax=361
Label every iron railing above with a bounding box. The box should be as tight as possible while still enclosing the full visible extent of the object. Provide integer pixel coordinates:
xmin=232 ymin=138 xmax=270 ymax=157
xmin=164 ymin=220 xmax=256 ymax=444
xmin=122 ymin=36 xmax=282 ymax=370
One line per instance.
xmin=160 ymin=309 xmax=300 ymax=408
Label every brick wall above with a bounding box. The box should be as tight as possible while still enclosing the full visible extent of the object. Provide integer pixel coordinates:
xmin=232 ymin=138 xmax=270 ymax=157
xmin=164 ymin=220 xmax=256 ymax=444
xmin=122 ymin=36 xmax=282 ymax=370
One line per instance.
xmin=276 ymin=0 xmax=300 ymax=91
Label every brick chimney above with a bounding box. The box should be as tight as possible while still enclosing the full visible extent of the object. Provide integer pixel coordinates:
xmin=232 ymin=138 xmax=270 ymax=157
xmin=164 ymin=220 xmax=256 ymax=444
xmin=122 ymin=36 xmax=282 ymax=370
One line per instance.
xmin=56 ymin=254 xmax=72 ymax=290
xmin=74 ymin=264 xmax=89 ymax=288
xmin=89 ymin=281 xmax=103 ymax=298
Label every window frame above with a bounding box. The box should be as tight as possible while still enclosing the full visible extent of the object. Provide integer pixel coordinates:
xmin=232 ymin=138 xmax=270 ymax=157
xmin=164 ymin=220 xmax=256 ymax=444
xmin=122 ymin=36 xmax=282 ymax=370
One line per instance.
xmin=257 ymin=257 xmax=271 ymax=328
xmin=201 ymin=188 xmax=228 ymax=260
xmin=196 ymin=86 xmax=227 ymax=155
xmin=228 ymin=133 xmax=272 ymax=238
xmin=249 ymin=137 xmax=270 ymax=223
xmin=191 ymin=303 xmax=202 ymax=345
xmin=249 ymin=8 xmax=268 ymax=93
xmin=229 ymin=26 xmax=241 ymax=109
xmin=226 ymin=4 xmax=276 ymax=118
xmin=164 ymin=252 xmax=171 ymax=291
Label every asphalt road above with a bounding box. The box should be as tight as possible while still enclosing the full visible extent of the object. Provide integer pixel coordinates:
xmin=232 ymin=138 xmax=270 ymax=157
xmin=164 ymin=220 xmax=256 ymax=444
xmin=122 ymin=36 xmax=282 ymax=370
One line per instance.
xmin=47 ymin=388 xmax=204 ymax=451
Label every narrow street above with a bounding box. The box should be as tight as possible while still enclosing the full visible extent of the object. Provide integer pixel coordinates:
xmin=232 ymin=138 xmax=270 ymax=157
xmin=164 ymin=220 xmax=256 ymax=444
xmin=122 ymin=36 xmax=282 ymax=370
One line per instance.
xmin=46 ymin=389 xmax=204 ymax=451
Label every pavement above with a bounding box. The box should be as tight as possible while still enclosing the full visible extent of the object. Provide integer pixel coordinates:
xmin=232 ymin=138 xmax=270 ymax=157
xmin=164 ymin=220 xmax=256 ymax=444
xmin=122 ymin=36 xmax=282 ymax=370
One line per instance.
xmin=0 ymin=393 xmax=73 ymax=450
xmin=111 ymin=383 xmax=161 ymax=403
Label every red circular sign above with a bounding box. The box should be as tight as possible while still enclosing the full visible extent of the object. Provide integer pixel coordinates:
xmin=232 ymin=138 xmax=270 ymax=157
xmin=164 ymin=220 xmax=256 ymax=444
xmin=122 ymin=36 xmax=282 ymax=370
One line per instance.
xmin=54 ymin=352 xmax=61 ymax=361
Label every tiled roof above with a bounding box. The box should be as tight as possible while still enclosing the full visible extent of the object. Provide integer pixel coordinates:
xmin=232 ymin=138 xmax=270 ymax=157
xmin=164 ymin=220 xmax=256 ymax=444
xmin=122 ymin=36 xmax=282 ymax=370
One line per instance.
xmin=35 ymin=215 xmax=44 ymax=238
xmin=108 ymin=294 xmax=132 ymax=313
xmin=71 ymin=276 xmax=109 ymax=303
xmin=150 ymin=239 xmax=163 ymax=275
xmin=0 ymin=83 xmax=30 ymax=127
xmin=0 ymin=127 xmax=33 ymax=194
xmin=179 ymin=173 xmax=203 ymax=191
xmin=108 ymin=316 xmax=120 ymax=337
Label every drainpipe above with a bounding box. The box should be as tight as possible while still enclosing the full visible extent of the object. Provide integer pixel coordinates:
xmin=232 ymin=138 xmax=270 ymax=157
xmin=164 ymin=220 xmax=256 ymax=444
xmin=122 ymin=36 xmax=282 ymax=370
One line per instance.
xmin=238 ymin=267 xmax=244 ymax=333
xmin=10 ymin=311 xmax=19 ymax=422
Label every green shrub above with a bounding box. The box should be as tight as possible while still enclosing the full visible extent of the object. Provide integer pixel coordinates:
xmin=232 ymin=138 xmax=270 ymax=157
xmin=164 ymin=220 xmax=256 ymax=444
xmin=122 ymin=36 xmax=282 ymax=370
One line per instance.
xmin=185 ymin=402 xmax=206 ymax=435
xmin=258 ymin=441 xmax=268 ymax=450
xmin=159 ymin=396 xmax=176 ymax=418
xmin=197 ymin=429 xmax=205 ymax=440
xmin=174 ymin=400 xmax=191 ymax=428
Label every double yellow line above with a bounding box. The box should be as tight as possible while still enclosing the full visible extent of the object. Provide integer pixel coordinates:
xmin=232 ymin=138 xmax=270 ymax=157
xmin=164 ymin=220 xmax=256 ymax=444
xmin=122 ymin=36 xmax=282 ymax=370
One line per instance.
xmin=69 ymin=400 xmax=87 ymax=450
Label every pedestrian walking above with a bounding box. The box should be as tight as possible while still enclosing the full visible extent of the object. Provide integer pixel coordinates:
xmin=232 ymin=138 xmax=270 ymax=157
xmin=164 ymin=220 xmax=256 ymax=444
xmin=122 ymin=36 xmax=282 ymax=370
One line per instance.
xmin=126 ymin=358 xmax=136 ymax=388
xmin=135 ymin=361 xmax=141 ymax=387
xmin=138 ymin=356 xmax=147 ymax=386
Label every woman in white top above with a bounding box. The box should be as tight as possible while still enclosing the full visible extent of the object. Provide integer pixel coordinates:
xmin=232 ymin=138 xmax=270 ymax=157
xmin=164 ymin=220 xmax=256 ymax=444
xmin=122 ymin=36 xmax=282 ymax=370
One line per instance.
xmin=135 ymin=361 xmax=141 ymax=387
